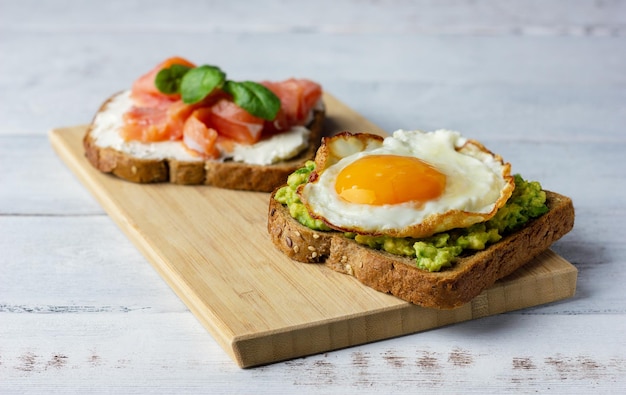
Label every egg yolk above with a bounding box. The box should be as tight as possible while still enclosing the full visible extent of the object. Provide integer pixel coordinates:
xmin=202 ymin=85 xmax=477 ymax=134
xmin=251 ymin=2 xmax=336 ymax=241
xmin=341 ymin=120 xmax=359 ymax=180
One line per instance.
xmin=335 ymin=154 xmax=446 ymax=205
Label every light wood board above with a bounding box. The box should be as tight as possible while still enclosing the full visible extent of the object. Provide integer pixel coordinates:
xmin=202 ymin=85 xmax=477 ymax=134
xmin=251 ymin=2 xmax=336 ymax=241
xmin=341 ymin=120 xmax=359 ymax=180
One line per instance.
xmin=49 ymin=93 xmax=578 ymax=368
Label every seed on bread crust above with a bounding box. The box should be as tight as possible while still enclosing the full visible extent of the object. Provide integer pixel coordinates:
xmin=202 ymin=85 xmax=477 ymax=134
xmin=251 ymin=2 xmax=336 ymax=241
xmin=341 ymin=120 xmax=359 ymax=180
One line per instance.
xmin=267 ymin=195 xmax=333 ymax=263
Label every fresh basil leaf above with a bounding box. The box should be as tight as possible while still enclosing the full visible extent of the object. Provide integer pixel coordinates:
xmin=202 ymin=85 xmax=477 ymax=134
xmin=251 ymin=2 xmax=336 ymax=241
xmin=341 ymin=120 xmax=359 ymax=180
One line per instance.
xmin=180 ymin=65 xmax=226 ymax=104
xmin=224 ymin=81 xmax=281 ymax=120
xmin=154 ymin=64 xmax=192 ymax=94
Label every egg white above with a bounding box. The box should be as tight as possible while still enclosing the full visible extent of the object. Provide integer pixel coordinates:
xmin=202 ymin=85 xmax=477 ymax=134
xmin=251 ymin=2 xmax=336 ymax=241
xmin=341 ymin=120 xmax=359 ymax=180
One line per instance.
xmin=300 ymin=129 xmax=512 ymax=237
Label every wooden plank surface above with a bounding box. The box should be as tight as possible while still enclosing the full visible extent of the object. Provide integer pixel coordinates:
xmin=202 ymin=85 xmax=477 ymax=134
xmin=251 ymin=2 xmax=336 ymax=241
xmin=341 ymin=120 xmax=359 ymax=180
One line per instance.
xmin=48 ymin=93 xmax=577 ymax=368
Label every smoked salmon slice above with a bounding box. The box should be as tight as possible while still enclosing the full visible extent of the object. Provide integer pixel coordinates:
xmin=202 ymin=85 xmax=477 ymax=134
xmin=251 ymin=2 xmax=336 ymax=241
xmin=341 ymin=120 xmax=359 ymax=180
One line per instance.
xmin=206 ymin=99 xmax=265 ymax=145
xmin=261 ymin=78 xmax=322 ymax=132
xmin=182 ymin=104 xmax=260 ymax=157
xmin=182 ymin=109 xmax=220 ymax=158
xmin=121 ymin=99 xmax=197 ymax=142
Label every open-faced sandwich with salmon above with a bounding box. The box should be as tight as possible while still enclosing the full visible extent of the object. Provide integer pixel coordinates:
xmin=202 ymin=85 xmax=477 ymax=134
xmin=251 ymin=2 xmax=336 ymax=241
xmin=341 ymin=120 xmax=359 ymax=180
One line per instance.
xmin=84 ymin=57 xmax=325 ymax=191
xmin=268 ymin=130 xmax=575 ymax=309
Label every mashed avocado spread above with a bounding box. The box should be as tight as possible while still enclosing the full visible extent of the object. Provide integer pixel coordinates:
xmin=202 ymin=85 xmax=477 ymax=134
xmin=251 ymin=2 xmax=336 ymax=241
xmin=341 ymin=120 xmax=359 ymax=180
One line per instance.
xmin=274 ymin=161 xmax=549 ymax=272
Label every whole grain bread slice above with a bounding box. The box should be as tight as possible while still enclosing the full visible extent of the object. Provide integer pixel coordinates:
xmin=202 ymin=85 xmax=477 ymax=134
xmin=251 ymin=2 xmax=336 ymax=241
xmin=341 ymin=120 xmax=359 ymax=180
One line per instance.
xmin=268 ymin=190 xmax=575 ymax=309
xmin=83 ymin=94 xmax=326 ymax=192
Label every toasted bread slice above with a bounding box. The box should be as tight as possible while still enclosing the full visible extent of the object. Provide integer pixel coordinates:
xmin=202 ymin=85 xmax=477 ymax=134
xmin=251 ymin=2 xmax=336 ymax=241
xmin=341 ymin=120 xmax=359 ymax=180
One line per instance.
xmin=268 ymin=190 xmax=575 ymax=309
xmin=83 ymin=93 xmax=325 ymax=192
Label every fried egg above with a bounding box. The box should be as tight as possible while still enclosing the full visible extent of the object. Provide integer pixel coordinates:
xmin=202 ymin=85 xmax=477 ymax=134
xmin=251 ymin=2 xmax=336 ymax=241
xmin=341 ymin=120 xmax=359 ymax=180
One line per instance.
xmin=298 ymin=130 xmax=515 ymax=238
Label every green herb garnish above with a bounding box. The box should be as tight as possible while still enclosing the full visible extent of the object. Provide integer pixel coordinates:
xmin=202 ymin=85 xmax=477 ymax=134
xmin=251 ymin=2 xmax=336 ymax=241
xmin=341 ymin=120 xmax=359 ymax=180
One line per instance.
xmin=154 ymin=63 xmax=280 ymax=120
xmin=180 ymin=65 xmax=226 ymax=104
xmin=223 ymin=80 xmax=281 ymax=120
xmin=154 ymin=64 xmax=192 ymax=94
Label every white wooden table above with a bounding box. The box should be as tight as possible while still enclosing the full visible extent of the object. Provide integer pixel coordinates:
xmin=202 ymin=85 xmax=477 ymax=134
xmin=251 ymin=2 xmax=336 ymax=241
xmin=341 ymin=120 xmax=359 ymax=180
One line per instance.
xmin=2 ymin=1 xmax=625 ymax=393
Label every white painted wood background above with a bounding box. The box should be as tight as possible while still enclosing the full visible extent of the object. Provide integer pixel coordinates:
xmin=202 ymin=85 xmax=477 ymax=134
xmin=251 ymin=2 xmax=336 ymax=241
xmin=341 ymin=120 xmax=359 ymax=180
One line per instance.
xmin=1 ymin=0 xmax=625 ymax=393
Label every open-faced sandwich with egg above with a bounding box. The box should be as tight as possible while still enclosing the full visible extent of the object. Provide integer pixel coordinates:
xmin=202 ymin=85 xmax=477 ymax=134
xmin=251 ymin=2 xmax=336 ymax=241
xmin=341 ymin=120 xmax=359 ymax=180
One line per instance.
xmin=268 ymin=130 xmax=575 ymax=309
xmin=84 ymin=57 xmax=325 ymax=191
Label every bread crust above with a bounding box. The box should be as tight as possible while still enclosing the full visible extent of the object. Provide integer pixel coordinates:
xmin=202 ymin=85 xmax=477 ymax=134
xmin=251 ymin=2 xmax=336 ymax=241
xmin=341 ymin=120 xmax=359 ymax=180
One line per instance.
xmin=268 ymin=190 xmax=575 ymax=309
xmin=83 ymin=94 xmax=326 ymax=192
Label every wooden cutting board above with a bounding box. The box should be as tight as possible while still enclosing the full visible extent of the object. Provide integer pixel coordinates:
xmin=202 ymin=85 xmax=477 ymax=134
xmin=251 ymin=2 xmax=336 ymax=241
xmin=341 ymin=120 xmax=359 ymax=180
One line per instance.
xmin=49 ymin=93 xmax=577 ymax=368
